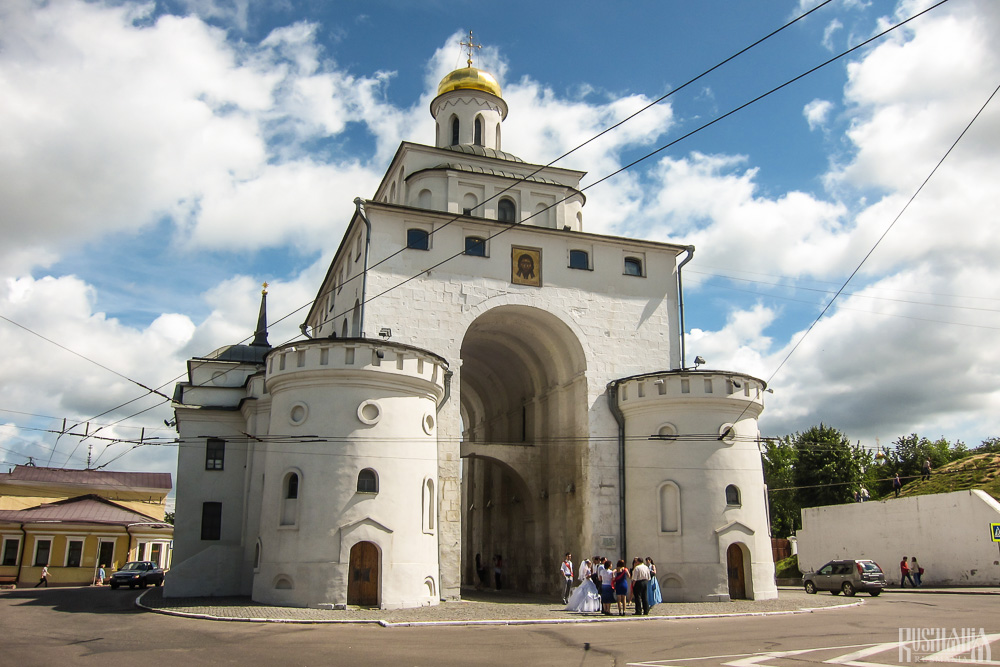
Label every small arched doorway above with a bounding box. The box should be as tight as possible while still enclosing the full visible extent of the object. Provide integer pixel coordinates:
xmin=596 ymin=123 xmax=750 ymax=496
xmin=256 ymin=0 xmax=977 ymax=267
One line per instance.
xmin=347 ymin=541 xmax=379 ymax=607
xmin=727 ymin=543 xmax=747 ymax=600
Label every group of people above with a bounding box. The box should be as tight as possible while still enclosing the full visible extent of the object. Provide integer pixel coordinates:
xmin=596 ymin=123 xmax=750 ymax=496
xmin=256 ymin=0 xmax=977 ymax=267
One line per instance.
xmin=474 ymin=553 xmax=503 ymax=591
xmin=900 ymin=556 xmax=925 ymax=587
xmin=563 ymin=554 xmax=661 ymax=615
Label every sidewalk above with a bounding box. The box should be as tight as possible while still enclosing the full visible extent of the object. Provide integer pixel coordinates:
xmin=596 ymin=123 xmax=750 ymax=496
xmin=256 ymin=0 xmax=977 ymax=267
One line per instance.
xmin=138 ymin=586 xmax=862 ymax=626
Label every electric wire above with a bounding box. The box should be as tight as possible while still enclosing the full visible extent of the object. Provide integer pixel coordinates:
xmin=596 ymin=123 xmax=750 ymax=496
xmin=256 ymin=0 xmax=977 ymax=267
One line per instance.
xmin=3 ymin=1 xmax=961 ymax=470
xmin=24 ymin=0 xmax=852 ymax=467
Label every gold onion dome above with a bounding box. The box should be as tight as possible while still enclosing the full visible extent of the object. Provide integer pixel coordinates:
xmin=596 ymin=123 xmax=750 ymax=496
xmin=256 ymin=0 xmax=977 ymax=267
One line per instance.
xmin=436 ymin=66 xmax=503 ymax=98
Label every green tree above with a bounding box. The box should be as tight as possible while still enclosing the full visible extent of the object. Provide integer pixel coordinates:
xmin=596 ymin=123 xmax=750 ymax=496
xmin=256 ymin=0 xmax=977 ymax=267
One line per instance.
xmin=762 ymin=437 xmax=798 ymax=538
xmin=164 ymin=511 xmax=175 ymax=525
xmin=791 ymin=424 xmax=863 ymax=509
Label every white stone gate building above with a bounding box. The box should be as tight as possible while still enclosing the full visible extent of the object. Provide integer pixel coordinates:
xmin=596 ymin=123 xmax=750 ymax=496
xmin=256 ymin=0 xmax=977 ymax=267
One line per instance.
xmin=166 ymin=56 xmax=777 ymax=608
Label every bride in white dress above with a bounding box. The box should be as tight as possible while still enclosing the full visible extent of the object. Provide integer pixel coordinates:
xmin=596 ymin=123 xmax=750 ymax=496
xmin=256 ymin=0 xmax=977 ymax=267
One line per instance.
xmin=564 ymin=559 xmax=601 ymax=612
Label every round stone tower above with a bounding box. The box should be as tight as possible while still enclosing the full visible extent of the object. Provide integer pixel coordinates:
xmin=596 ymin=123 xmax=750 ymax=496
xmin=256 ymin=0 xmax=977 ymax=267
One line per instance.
xmin=610 ymin=369 xmax=777 ymax=601
xmin=252 ymin=338 xmax=449 ymax=609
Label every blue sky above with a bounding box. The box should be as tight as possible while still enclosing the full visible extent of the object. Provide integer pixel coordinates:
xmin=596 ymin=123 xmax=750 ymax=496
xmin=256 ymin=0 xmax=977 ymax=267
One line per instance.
xmin=2 ymin=0 xmax=999 ymax=501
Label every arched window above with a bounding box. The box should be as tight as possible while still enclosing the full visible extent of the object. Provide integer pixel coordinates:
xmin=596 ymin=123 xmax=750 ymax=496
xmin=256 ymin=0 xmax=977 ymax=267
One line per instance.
xmin=495 ymin=124 xmax=501 ymax=150
xmin=351 ymin=299 xmax=361 ymax=337
xmin=423 ymin=478 xmax=436 ymax=533
xmin=498 ymin=198 xmax=516 ymax=223
xmin=281 ymin=472 xmax=299 ymax=527
xmin=417 ymin=189 xmax=432 ymax=209
xmin=474 ymin=116 xmax=483 ymax=145
xmin=465 ymin=236 xmax=487 ymax=256
xmin=357 ymin=468 xmax=378 ymax=494
xmin=341 ymin=319 xmax=348 ymax=338
xmin=569 ymin=250 xmax=589 ymax=270
xmin=451 ymin=116 xmax=460 ymax=145
xmin=658 ymin=482 xmax=680 ymax=533
xmin=253 ymin=540 xmax=261 ymax=570
xmin=726 ymin=484 xmax=741 ymax=506
xmin=624 ymin=256 xmax=643 ymax=276
xmin=407 ymin=228 xmax=429 ymax=250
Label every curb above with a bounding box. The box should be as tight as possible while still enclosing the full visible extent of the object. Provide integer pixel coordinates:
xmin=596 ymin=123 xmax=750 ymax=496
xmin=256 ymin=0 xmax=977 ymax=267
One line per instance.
xmin=136 ymin=589 xmax=863 ymax=627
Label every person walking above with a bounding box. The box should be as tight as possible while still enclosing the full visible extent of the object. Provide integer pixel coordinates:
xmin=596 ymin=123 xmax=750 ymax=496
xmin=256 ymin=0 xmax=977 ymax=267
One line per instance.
xmin=631 ymin=557 xmax=651 ymax=615
xmin=560 ymin=553 xmax=574 ymax=604
xmin=96 ymin=565 xmax=106 ymax=586
xmin=893 ymin=473 xmax=902 ymax=498
xmin=34 ymin=565 xmax=49 ymax=588
xmin=921 ymin=459 xmax=932 ymax=481
xmin=900 ymin=556 xmax=914 ymax=587
xmin=911 ymin=557 xmax=923 ymax=586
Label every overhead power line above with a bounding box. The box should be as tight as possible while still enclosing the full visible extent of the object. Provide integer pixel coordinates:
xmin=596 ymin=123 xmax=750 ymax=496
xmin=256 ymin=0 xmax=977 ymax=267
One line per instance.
xmin=10 ymin=1 xmax=958 ymax=467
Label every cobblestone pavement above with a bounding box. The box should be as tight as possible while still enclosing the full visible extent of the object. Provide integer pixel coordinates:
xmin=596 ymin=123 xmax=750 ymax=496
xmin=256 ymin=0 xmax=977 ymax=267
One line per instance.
xmin=138 ymin=587 xmax=859 ymax=626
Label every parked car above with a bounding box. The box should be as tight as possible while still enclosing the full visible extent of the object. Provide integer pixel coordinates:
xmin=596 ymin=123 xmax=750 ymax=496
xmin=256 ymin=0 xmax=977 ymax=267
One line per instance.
xmin=803 ymin=559 xmax=885 ymax=597
xmin=109 ymin=561 xmax=164 ymax=589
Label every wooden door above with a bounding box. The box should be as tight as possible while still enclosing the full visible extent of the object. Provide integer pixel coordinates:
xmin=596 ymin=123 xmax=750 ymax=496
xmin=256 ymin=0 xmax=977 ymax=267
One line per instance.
xmin=727 ymin=543 xmax=746 ymax=600
xmin=347 ymin=541 xmax=379 ymax=607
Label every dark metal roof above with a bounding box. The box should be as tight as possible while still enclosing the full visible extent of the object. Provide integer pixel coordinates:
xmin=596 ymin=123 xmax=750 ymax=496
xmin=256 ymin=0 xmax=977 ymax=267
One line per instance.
xmin=424 ymin=162 xmax=563 ymax=186
xmin=441 ymin=144 xmax=525 ymax=163
xmin=206 ymin=343 xmax=270 ymax=364
xmin=0 ymin=465 xmax=172 ymax=492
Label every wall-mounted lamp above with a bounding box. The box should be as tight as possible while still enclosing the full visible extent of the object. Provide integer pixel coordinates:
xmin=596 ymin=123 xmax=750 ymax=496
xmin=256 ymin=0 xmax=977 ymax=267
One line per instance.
xmin=693 ymin=356 xmax=706 ymax=369
xmin=375 ymin=350 xmax=385 ymax=359
xmin=732 ymin=379 xmax=742 ymax=389
xmin=379 ymin=327 xmax=392 ymax=339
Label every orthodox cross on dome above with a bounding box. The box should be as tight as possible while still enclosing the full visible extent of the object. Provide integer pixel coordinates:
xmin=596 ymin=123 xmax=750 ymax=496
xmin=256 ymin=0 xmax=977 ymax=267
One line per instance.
xmin=261 ymin=281 xmax=268 ymax=295
xmin=460 ymin=30 xmax=482 ymax=67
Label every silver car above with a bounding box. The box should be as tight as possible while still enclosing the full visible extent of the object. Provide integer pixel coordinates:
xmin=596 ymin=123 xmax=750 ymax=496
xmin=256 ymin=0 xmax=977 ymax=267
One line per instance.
xmin=803 ymin=559 xmax=885 ymax=597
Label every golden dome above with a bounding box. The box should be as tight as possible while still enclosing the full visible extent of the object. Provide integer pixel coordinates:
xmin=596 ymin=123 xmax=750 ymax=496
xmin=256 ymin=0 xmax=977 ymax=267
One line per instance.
xmin=436 ymin=67 xmax=502 ymax=98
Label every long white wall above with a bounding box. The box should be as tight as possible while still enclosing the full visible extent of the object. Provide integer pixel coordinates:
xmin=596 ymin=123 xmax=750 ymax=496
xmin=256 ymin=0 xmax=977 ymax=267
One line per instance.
xmin=797 ymin=490 xmax=1000 ymax=586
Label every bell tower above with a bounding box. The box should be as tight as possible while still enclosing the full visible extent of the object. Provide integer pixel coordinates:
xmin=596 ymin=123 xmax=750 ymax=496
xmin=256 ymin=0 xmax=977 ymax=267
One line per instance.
xmin=430 ymin=31 xmax=508 ymax=151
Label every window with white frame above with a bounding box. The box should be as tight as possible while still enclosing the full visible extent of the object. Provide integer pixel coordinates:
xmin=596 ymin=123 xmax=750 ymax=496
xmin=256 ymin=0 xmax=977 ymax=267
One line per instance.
xmin=1 ymin=537 xmax=20 ymax=566
xmin=65 ymin=538 xmax=84 ymax=568
xmin=33 ymin=537 xmax=52 ymax=566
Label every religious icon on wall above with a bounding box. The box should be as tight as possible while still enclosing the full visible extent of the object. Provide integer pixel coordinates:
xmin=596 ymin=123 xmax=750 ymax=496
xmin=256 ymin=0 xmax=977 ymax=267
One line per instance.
xmin=511 ymin=246 xmax=541 ymax=287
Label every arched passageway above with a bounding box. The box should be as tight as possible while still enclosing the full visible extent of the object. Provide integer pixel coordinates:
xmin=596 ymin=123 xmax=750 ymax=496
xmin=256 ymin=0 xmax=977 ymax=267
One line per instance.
xmin=459 ymin=305 xmax=588 ymax=594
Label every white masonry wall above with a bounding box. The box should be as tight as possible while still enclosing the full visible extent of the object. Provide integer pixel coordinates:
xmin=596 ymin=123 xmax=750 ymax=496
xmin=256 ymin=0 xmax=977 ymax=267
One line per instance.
xmin=797 ymin=490 xmax=1000 ymax=585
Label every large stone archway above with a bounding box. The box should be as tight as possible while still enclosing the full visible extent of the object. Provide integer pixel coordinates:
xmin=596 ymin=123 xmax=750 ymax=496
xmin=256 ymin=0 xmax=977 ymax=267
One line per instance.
xmin=459 ymin=305 xmax=588 ymax=594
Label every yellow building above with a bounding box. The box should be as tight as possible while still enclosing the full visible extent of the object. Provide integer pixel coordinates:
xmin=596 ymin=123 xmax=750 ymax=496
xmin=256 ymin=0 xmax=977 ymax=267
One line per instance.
xmin=0 ymin=466 xmax=172 ymax=587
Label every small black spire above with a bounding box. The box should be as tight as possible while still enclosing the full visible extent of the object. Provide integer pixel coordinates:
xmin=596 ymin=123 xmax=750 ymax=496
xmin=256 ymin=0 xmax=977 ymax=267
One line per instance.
xmin=251 ymin=282 xmax=270 ymax=347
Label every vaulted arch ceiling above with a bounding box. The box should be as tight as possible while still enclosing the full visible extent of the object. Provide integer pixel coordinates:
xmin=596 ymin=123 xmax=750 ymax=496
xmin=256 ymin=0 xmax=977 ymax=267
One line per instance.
xmin=460 ymin=305 xmax=586 ymax=438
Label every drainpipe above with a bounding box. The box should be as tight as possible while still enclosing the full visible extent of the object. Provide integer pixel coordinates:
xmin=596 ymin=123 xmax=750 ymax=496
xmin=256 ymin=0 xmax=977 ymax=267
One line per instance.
xmin=353 ymin=198 xmax=373 ymax=339
xmin=437 ymin=370 xmax=453 ymax=412
xmin=676 ymin=246 xmax=695 ymax=370
xmin=606 ymin=381 xmax=627 ymax=562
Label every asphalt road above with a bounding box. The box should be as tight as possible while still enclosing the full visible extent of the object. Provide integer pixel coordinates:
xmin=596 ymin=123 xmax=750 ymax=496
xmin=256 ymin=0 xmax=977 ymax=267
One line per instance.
xmin=1 ymin=587 xmax=996 ymax=667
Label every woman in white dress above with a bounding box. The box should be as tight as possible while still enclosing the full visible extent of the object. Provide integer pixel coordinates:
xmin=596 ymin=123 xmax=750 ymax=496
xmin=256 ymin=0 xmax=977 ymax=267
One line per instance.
xmin=565 ymin=559 xmax=601 ymax=612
